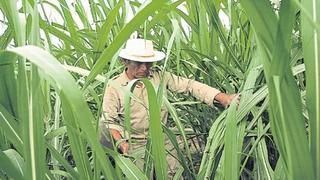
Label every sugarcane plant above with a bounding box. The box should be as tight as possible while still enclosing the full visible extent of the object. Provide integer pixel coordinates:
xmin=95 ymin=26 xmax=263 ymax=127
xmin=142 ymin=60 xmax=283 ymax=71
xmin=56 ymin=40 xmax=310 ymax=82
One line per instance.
xmin=0 ymin=0 xmax=319 ymax=179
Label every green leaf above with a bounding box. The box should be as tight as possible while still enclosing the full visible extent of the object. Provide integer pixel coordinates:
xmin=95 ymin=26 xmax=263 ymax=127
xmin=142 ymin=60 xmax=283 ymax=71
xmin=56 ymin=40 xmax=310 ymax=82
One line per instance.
xmin=125 ymin=79 xmax=167 ymax=180
xmin=0 ymin=104 xmax=23 ymax=153
xmin=224 ymin=100 xmax=238 ymax=180
xmin=301 ymin=0 xmax=320 ymax=178
xmin=0 ymin=149 xmax=24 ymax=180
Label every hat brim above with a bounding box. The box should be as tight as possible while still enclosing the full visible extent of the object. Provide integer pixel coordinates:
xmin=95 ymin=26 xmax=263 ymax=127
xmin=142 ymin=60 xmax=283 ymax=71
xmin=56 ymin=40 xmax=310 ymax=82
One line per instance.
xmin=119 ymin=49 xmax=165 ymax=62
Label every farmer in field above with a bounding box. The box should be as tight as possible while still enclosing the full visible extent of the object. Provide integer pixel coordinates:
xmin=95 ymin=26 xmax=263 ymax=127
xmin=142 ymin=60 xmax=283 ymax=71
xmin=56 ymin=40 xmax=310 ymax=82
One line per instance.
xmin=99 ymin=38 xmax=238 ymax=178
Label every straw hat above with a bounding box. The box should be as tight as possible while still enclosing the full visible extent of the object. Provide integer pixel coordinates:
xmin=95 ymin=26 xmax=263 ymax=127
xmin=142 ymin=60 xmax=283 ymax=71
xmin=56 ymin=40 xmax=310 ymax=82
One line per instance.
xmin=119 ymin=39 xmax=165 ymax=62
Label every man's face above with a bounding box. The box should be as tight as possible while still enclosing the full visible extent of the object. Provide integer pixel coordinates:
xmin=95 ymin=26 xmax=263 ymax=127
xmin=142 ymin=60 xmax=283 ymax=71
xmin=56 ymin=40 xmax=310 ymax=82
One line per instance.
xmin=125 ymin=60 xmax=153 ymax=78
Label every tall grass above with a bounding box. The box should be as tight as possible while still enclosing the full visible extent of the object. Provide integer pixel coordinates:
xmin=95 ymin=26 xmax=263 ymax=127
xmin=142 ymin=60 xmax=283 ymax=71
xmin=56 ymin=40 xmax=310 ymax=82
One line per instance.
xmin=0 ymin=0 xmax=319 ymax=179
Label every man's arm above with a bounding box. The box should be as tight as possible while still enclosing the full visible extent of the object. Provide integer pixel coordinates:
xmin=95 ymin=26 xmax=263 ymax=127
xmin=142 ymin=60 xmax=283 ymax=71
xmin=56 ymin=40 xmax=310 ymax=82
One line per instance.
xmin=165 ymin=72 xmax=238 ymax=107
xmin=100 ymin=86 xmax=128 ymax=154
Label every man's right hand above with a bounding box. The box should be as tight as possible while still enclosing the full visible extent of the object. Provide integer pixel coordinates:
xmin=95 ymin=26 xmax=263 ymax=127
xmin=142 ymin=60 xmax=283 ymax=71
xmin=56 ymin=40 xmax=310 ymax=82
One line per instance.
xmin=110 ymin=129 xmax=129 ymax=155
xmin=119 ymin=141 xmax=129 ymax=155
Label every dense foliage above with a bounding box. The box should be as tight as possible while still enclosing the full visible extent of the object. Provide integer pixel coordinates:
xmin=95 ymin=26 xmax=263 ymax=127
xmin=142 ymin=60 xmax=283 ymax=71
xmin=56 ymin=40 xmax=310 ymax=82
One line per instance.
xmin=0 ymin=0 xmax=319 ymax=179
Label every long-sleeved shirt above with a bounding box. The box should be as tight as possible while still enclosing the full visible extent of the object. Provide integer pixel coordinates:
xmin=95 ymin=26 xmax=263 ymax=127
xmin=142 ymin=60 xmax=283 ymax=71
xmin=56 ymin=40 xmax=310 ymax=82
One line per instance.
xmin=100 ymin=69 xmax=221 ymax=140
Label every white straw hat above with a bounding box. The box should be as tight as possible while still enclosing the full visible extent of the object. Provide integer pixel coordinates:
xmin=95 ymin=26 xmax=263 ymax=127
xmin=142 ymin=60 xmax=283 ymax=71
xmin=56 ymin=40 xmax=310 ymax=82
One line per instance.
xmin=119 ymin=39 xmax=165 ymax=62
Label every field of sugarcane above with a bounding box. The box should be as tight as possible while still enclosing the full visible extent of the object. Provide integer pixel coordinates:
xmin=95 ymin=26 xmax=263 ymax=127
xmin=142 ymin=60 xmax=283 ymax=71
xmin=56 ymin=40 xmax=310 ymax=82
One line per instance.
xmin=0 ymin=0 xmax=319 ymax=179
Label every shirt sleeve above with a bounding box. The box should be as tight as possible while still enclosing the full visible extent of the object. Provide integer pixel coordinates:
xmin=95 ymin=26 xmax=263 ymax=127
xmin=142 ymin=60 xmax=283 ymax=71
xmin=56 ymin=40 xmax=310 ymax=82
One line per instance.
xmin=165 ymin=72 xmax=221 ymax=107
xmin=99 ymin=85 xmax=125 ymax=137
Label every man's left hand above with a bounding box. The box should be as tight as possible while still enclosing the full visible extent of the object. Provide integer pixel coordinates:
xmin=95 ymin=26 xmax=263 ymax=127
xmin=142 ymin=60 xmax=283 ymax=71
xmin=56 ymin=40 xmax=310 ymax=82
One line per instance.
xmin=214 ymin=93 xmax=240 ymax=108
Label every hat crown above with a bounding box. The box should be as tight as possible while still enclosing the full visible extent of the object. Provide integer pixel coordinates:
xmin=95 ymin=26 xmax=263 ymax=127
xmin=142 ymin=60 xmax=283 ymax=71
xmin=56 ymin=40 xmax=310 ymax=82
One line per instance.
xmin=125 ymin=39 xmax=154 ymax=57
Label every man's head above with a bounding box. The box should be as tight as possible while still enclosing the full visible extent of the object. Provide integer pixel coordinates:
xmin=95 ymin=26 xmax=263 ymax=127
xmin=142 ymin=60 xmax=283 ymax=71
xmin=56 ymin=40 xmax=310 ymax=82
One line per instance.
xmin=121 ymin=58 xmax=153 ymax=78
xmin=119 ymin=39 xmax=165 ymax=79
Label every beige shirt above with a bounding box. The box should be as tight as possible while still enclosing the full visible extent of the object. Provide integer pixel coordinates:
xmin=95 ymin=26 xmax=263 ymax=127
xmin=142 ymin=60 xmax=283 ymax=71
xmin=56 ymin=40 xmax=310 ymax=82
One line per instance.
xmin=100 ymin=70 xmax=221 ymax=140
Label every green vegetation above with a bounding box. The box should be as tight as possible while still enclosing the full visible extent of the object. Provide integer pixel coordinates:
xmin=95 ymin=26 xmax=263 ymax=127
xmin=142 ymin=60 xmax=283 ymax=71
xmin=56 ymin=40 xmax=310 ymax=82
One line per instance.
xmin=0 ymin=0 xmax=319 ymax=179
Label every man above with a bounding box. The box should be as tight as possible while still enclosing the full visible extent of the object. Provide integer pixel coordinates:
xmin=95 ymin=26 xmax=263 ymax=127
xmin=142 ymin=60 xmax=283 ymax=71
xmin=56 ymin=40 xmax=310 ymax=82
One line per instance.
xmin=99 ymin=38 xmax=238 ymax=177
